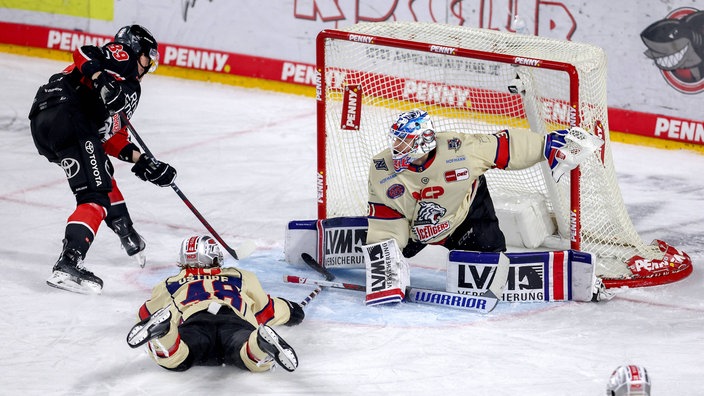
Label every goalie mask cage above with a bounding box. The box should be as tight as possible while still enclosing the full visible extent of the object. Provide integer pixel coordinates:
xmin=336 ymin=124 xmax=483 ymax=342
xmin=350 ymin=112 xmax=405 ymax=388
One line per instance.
xmin=315 ymin=22 xmax=692 ymax=288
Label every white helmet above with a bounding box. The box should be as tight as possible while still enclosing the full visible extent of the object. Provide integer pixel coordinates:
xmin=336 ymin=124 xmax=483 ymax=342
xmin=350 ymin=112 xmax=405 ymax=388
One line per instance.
xmin=178 ymin=235 xmax=224 ymax=268
xmin=606 ymin=365 xmax=651 ymax=396
xmin=389 ymin=109 xmax=436 ymax=172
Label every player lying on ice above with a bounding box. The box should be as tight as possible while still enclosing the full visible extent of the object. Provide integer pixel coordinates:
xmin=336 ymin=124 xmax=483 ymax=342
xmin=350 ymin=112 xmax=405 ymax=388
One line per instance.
xmin=127 ymin=235 xmax=304 ymax=372
xmin=362 ymin=108 xmax=612 ymax=306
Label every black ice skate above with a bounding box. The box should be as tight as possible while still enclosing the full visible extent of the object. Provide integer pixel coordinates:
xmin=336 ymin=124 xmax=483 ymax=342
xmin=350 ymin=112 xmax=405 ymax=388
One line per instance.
xmin=46 ymin=248 xmax=103 ymax=294
xmin=111 ymin=217 xmax=147 ymax=267
xmin=256 ymin=325 xmax=298 ymax=372
xmin=126 ymin=306 xmax=172 ymax=348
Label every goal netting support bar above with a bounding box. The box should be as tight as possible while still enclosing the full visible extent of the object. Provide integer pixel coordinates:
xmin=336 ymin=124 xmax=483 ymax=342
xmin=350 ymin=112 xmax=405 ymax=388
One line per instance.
xmin=315 ymin=22 xmax=692 ymax=288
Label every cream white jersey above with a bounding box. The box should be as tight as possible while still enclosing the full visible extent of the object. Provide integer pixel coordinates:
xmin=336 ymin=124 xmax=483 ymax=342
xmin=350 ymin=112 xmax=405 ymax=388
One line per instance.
xmin=366 ymin=129 xmax=546 ymax=248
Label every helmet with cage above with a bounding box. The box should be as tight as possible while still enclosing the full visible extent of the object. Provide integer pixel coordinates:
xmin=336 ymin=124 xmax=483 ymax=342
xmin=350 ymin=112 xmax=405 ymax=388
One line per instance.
xmin=114 ymin=25 xmax=159 ymax=73
xmin=178 ymin=235 xmax=224 ymax=268
xmin=606 ymin=365 xmax=651 ymax=396
xmin=389 ymin=109 xmax=437 ymax=172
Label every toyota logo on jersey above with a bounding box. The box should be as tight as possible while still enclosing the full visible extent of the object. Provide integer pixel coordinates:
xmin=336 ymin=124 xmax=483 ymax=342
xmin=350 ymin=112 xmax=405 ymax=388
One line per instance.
xmin=60 ymin=157 xmax=80 ymax=179
xmin=84 ymin=140 xmax=95 ymax=154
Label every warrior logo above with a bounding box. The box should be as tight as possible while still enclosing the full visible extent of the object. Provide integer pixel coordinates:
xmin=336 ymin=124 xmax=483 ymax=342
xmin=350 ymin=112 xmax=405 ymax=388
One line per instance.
xmin=60 ymin=157 xmax=80 ymax=179
xmin=641 ymin=8 xmax=704 ymax=94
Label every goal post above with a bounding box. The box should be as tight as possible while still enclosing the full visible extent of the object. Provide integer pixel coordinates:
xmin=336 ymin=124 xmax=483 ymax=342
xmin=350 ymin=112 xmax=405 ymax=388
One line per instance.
xmin=315 ymin=22 xmax=692 ymax=288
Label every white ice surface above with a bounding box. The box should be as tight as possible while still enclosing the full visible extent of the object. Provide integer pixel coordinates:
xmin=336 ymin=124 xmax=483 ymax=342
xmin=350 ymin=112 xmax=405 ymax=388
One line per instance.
xmin=1 ymin=53 xmax=703 ymax=395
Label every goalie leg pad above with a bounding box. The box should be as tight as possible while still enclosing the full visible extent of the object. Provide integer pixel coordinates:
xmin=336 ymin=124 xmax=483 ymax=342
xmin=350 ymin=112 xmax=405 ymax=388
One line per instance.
xmin=363 ymin=239 xmax=410 ymax=306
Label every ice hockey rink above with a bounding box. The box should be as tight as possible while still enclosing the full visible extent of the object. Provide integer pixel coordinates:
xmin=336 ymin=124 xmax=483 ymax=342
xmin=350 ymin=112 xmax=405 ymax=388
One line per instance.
xmin=2 ymin=52 xmax=703 ymax=395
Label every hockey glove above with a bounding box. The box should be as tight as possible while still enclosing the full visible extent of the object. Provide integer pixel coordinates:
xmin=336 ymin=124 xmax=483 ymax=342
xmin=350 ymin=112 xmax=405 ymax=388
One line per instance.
xmin=93 ymin=72 xmax=127 ymax=115
xmin=544 ymin=127 xmax=604 ymax=183
xmin=131 ymin=153 xmax=177 ymax=187
xmin=282 ymin=299 xmax=305 ymax=326
xmin=402 ymin=238 xmax=426 ymax=258
xmin=544 ymin=129 xmax=569 ymax=182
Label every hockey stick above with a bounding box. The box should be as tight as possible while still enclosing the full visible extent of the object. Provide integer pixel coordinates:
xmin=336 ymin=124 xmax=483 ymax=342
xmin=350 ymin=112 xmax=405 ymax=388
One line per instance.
xmin=485 ymin=252 xmax=510 ymax=299
xmin=118 ymin=113 xmax=254 ymax=260
xmin=299 ymin=286 xmax=323 ymax=307
xmin=284 ymin=274 xmax=500 ymax=313
xmin=292 ymin=252 xmax=511 ymax=313
xmin=285 ymin=274 xmax=365 ymax=291
xmin=294 ymin=253 xmax=337 ymax=308
xmin=301 ymin=253 xmax=335 ymax=281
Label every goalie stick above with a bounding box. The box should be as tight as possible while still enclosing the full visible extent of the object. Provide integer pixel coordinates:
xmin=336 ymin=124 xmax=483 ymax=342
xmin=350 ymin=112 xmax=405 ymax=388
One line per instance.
xmin=284 ymin=274 xmax=499 ymax=313
xmin=301 ymin=253 xmax=335 ymax=281
xmin=291 ymin=252 xmax=511 ymax=313
xmin=119 ymin=113 xmax=255 ymax=261
xmin=292 ymin=253 xmax=337 ymax=308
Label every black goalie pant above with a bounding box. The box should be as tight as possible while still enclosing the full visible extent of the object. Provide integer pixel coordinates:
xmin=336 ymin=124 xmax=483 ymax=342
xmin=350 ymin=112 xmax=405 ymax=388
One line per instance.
xmin=443 ymin=175 xmax=506 ymax=253
xmin=170 ymin=309 xmax=256 ymax=372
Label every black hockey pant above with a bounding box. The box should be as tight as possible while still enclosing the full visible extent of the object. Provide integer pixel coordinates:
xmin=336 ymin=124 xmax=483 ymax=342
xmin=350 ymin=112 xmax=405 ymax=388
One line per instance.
xmin=170 ymin=309 xmax=256 ymax=372
xmin=443 ymin=175 xmax=507 ymax=253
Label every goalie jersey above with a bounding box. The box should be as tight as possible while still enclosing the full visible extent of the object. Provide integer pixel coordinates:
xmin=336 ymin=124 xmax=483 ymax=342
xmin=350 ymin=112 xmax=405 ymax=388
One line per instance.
xmin=367 ymin=129 xmax=546 ymax=248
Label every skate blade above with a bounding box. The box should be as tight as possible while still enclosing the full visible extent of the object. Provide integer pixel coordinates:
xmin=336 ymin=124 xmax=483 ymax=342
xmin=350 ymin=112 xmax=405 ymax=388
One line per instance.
xmin=46 ymin=272 xmax=102 ymax=295
xmin=126 ymin=307 xmax=171 ymax=348
xmin=258 ymin=326 xmax=298 ymax=372
xmin=133 ymin=249 xmax=147 ymax=268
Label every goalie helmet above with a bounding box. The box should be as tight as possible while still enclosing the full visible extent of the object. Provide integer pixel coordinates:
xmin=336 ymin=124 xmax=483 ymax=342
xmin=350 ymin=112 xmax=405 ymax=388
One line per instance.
xmin=389 ymin=109 xmax=436 ymax=172
xmin=114 ymin=25 xmax=159 ymax=73
xmin=178 ymin=235 xmax=224 ymax=268
xmin=606 ymin=365 xmax=651 ymax=396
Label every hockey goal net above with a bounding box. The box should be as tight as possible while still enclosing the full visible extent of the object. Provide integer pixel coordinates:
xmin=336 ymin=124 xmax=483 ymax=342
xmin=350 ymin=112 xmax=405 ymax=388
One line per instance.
xmin=315 ymin=22 xmax=692 ymax=288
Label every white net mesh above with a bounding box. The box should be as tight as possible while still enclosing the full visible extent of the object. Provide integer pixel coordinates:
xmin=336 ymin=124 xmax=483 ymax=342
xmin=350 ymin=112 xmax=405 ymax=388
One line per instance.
xmin=318 ymin=22 xmax=661 ymax=279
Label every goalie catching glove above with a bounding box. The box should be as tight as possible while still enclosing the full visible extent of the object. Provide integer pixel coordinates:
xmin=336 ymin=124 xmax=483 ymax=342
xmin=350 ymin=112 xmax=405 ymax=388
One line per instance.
xmin=544 ymin=127 xmax=604 ymax=182
xmin=132 ymin=153 xmax=177 ymax=187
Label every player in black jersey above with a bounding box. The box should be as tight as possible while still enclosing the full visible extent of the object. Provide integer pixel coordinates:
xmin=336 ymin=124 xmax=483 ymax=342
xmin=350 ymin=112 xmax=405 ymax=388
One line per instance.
xmin=29 ymin=25 xmax=176 ymax=294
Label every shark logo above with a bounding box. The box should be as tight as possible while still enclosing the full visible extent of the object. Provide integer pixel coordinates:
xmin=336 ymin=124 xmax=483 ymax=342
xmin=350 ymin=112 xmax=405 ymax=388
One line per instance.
xmin=641 ymin=8 xmax=704 ymax=94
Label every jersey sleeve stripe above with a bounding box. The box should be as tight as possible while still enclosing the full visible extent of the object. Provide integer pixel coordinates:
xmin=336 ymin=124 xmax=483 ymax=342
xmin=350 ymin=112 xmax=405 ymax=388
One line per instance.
xmin=153 ymin=333 xmax=182 ymax=358
xmin=254 ymin=297 xmax=276 ymax=325
xmin=138 ymin=303 xmax=151 ymax=320
xmin=493 ymin=130 xmax=510 ymax=169
xmin=368 ymin=202 xmax=404 ymax=220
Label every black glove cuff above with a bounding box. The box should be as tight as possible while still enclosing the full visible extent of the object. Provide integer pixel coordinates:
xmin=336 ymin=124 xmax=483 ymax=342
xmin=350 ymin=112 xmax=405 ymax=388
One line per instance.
xmin=81 ymin=61 xmax=102 ymax=80
xmin=283 ymin=299 xmax=305 ymax=326
xmin=118 ymin=144 xmax=140 ymax=162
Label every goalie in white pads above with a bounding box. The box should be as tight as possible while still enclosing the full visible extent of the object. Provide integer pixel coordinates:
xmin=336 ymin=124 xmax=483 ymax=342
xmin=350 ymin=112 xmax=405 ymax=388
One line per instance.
xmin=363 ymin=109 xmax=605 ymax=306
xmin=126 ymin=235 xmax=304 ymax=372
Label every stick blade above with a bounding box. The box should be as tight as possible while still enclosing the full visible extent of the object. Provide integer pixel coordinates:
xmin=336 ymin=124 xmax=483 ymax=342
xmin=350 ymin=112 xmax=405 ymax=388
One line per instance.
xmin=234 ymin=240 xmax=257 ymax=260
xmin=481 ymin=253 xmax=509 ymax=310
xmin=301 ymin=253 xmax=335 ymax=281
